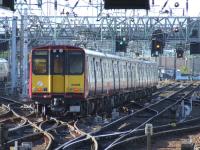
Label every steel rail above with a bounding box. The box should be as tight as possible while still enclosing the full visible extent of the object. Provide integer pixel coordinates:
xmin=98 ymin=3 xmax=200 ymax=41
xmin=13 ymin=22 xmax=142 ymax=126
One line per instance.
xmin=106 ymin=84 xmax=197 ymax=149
xmin=57 ymin=83 xmax=190 ymax=149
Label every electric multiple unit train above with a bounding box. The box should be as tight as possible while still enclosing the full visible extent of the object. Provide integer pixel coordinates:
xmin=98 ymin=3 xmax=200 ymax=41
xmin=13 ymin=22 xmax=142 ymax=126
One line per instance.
xmin=29 ymin=45 xmax=158 ymax=114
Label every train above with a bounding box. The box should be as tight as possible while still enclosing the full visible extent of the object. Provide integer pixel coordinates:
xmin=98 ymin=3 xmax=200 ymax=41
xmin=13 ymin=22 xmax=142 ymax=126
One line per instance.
xmin=0 ymin=58 xmax=8 ymax=82
xmin=29 ymin=45 xmax=159 ymax=115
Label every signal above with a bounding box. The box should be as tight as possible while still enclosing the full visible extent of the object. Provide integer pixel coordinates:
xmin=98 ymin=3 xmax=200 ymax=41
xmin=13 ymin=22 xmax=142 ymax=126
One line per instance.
xmin=38 ymin=0 xmax=42 ymax=8
xmin=104 ymin=0 xmax=150 ymax=9
xmin=151 ymin=29 xmax=165 ymax=57
xmin=190 ymin=42 xmax=200 ymax=55
xmin=0 ymin=0 xmax=15 ymax=11
xmin=176 ymin=48 xmax=184 ymax=58
xmin=151 ymin=39 xmax=163 ymax=57
xmin=0 ymin=41 xmax=9 ymax=51
xmin=115 ymin=36 xmax=128 ymax=52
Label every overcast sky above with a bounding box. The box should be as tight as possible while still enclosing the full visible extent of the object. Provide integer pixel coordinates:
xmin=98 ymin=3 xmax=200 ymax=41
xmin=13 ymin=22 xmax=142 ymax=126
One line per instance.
xmin=0 ymin=0 xmax=199 ymax=17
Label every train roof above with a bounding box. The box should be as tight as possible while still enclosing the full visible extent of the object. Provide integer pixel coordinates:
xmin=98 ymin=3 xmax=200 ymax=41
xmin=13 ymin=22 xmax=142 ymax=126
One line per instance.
xmin=32 ymin=45 xmax=156 ymax=65
xmin=84 ymin=49 xmax=156 ymax=64
xmin=0 ymin=58 xmax=8 ymax=63
xmin=32 ymin=45 xmax=82 ymax=50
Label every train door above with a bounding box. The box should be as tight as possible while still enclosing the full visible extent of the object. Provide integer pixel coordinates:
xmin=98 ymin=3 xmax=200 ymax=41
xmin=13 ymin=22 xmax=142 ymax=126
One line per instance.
xmin=100 ymin=59 xmax=103 ymax=93
xmin=132 ymin=63 xmax=135 ymax=88
xmin=51 ymin=49 xmax=65 ymax=93
xmin=112 ymin=60 xmax=115 ymax=91
xmin=67 ymin=51 xmax=84 ymax=95
xmin=113 ymin=61 xmax=119 ymax=90
xmin=130 ymin=64 xmax=134 ymax=88
xmin=135 ymin=63 xmax=139 ymax=88
xmin=127 ymin=63 xmax=131 ymax=89
xmin=149 ymin=65 xmax=152 ymax=86
xmin=93 ymin=58 xmax=97 ymax=94
xmin=138 ymin=63 xmax=141 ymax=87
xmin=145 ymin=64 xmax=148 ymax=86
xmin=146 ymin=64 xmax=149 ymax=86
xmin=139 ymin=63 xmax=142 ymax=87
xmin=141 ymin=64 xmax=144 ymax=87
xmin=88 ymin=57 xmax=95 ymax=96
xmin=94 ymin=58 xmax=103 ymax=94
xmin=118 ymin=62 xmax=122 ymax=90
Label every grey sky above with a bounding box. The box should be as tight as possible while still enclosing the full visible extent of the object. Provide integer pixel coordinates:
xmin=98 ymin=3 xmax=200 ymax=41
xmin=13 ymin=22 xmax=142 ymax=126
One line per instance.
xmin=0 ymin=0 xmax=199 ymax=17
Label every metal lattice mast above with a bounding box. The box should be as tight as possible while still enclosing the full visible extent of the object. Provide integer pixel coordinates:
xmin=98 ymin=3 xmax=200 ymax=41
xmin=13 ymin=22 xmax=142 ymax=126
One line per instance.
xmin=11 ymin=17 xmax=17 ymax=94
xmin=21 ymin=8 xmax=28 ymax=97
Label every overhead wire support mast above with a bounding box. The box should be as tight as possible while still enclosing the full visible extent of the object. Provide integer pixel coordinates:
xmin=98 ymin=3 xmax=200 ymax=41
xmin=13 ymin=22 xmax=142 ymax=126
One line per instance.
xmin=22 ymin=8 xmax=28 ymax=97
xmin=11 ymin=17 xmax=17 ymax=94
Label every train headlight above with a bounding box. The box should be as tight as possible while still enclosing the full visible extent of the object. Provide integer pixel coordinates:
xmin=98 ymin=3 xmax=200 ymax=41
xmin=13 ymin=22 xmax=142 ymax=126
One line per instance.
xmin=37 ymin=88 xmax=42 ymax=92
xmin=33 ymin=88 xmax=37 ymax=92
xmin=73 ymin=88 xmax=79 ymax=92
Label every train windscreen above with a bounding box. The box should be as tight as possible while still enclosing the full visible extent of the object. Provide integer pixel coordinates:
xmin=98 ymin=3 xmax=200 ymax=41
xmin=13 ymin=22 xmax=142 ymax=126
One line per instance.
xmin=32 ymin=50 xmax=48 ymax=75
xmin=68 ymin=51 xmax=84 ymax=75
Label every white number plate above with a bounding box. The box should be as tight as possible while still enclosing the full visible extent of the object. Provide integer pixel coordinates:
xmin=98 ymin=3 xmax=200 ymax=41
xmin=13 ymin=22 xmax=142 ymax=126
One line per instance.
xmin=70 ymin=106 xmax=80 ymax=112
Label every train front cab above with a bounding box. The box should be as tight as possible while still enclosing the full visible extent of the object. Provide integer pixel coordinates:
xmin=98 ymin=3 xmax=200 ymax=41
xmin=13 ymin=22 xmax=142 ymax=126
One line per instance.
xmin=30 ymin=47 xmax=85 ymax=113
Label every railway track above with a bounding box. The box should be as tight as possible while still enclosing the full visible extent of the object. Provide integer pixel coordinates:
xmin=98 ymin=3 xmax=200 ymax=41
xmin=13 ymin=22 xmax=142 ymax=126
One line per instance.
xmin=108 ymin=116 xmax=200 ymax=149
xmin=0 ymin=96 xmax=87 ymax=149
xmin=104 ymin=83 xmax=197 ymax=149
xmin=0 ymin=82 xmax=199 ymax=150
xmin=54 ymin=83 xmax=181 ymax=149
xmin=0 ymin=97 xmax=51 ymax=149
xmin=56 ymin=82 xmax=198 ymax=150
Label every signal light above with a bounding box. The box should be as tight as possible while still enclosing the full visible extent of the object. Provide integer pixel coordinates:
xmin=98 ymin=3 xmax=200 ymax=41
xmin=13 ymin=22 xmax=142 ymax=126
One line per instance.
xmin=177 ymin=51 xmax=184 ymax=58
xmin=151 ymin=29 xmax=165 ymax=57
xmin=156 ymin=44 xmax=160 ymax=49
xmin=173 ymin=27 xmax=179 ymax=33
xmin=151 ymin=40 xmax=163 ymax=57
xmin=176 ymin=48 xmax=184 ymax=58
xmin=174 ymin=2 xmax=179 ymax=7
xmin=116 ymin=36 xmax=128 ymax=52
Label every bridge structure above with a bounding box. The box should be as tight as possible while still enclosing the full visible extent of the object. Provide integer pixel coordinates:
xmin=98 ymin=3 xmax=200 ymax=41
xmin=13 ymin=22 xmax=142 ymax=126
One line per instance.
xmin=0 ymin=14 xmax=200 ymax=96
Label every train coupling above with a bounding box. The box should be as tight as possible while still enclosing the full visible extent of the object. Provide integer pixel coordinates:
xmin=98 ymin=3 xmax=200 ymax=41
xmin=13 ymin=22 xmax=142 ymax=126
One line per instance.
xmin=50 ymin=98 xmax=65 ymax=113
